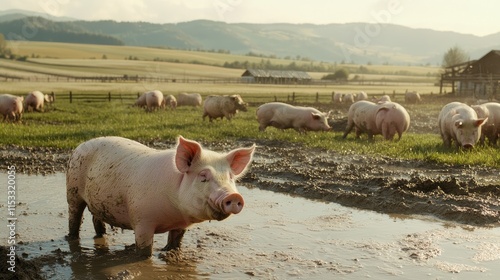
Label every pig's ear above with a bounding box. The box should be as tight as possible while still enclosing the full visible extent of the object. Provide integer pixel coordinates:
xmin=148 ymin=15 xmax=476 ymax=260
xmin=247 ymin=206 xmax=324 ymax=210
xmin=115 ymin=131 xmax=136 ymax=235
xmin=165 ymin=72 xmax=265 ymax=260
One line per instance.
xmin=475 ymin=117 xmax=488 ymax=127
xmin=175 ymin=136 xmax=202 ymax=173
xmin=311 ymin=113 xmax=321 ymax=120
xmin=226 ymin=144 xmax=256 ymax=176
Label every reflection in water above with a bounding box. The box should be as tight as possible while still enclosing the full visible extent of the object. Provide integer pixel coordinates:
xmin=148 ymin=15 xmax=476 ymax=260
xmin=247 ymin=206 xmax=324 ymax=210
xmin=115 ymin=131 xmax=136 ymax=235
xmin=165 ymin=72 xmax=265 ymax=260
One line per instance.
xmin=2 ymin=173 xmax=500 ymax=279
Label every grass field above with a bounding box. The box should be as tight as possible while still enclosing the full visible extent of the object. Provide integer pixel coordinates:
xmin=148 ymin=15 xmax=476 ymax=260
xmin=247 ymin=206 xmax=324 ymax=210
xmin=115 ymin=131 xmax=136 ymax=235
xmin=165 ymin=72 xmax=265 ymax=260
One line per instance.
xmin=1 ymin=98 xmax=498 ymax=168
xmin=4 ymin=41 xmax=492 ymax=168
xmin=3 ymin=41 xmax=441 ymax=82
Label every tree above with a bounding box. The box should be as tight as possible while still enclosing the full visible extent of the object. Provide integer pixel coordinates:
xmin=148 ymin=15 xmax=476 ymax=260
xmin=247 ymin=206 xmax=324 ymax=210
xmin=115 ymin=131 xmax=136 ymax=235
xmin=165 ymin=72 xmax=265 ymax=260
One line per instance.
xmin=0 ymin=33 xmax=9 ymax=57
xmin=321 ymin=69 xmax=349 ymax=81
xmin=442 ymin=46 xmax=469 ymax=68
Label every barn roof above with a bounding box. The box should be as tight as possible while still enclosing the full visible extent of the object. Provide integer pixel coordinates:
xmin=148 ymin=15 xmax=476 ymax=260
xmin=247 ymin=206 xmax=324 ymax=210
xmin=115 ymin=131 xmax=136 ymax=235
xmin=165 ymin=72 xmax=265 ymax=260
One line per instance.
xmin=242 ymin=69 xmax=312 ymax=79
xmin=460 ymin=50 xmax=500 ymax=75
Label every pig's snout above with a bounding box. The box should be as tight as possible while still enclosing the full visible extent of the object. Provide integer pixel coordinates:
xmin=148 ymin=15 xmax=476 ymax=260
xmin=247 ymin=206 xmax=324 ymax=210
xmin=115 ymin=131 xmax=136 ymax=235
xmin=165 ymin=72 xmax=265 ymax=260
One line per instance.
xmin=221 ymin=193 xmax=244 ymax=214
xmin=462 ymin=143 xmax=474 ymax=149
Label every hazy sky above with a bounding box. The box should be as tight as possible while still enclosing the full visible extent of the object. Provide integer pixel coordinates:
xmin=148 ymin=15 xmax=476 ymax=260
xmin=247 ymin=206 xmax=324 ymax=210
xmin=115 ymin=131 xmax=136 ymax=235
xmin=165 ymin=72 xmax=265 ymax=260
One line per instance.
xmin=3 ymin=0 xmax=499 ymax=36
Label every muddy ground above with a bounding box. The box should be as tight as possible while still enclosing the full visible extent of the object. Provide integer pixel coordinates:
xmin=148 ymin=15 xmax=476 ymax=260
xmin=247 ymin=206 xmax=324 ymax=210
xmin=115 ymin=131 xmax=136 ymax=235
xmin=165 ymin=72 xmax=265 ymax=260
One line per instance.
xmin=1 ymin=98 xmax=499 ymax=279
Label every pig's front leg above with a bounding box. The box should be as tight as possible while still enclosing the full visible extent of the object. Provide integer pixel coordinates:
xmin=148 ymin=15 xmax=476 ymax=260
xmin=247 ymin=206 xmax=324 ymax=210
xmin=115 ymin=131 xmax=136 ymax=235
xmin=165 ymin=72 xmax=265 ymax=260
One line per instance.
xmin=134 ymin=226 xmax=155 ymax=258
xmin=162 ymin=229 xmax=186 ymax=251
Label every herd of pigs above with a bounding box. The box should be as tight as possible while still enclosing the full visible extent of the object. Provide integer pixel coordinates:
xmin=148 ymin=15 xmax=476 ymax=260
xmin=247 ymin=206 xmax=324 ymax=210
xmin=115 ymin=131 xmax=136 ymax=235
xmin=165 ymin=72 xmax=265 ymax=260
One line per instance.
xmin=133 ymin=89 xmax=496 ymax=149
xmin=1 ymin=88 xmax=499 ymax=258
xmin=1 ymin=89 xmax=499 ymax=149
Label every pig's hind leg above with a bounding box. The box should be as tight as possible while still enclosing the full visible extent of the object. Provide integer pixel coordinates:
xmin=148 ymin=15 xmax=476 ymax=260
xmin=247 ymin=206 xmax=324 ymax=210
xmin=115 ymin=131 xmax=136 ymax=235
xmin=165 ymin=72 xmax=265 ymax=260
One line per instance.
xmin=162 ymin=229 xmax=186 ymax=251
xmin=66 ymin=197 xmax=87 ymax=240
xmin=92 ymin=216 xmax=106 ymax=238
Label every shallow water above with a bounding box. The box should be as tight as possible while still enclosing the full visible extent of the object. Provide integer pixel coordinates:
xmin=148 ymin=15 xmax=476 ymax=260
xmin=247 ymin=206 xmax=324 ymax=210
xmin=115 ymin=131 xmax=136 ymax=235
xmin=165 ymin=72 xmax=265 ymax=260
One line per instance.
xmin=1 ymin=173 xmax=499 ymax=279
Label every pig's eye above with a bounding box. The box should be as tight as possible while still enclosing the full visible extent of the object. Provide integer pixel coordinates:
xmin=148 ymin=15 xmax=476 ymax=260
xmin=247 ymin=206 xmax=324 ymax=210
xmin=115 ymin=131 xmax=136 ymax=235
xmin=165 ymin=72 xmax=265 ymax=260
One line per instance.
xmin=200 ymin=174 xmax=209 ymax=183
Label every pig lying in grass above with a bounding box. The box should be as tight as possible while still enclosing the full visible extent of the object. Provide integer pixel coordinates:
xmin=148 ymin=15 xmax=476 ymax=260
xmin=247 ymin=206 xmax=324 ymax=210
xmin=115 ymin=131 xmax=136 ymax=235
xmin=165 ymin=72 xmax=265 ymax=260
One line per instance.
xmin=256 ymin=102 xmax=331 ymax=133
xmin=66 ymin=136 xmax=255 ymax=257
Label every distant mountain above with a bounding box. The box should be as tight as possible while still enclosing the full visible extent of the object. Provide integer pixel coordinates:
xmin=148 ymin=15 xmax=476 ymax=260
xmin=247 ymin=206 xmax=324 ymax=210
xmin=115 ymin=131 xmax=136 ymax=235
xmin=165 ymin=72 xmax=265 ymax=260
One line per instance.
xmin=0 ymin=16 xmax=124 ymax=46
xmin=0 ymin=9 xmax=77 ymax=22
xmin=1 ymin=10 xmax=499 ymax=65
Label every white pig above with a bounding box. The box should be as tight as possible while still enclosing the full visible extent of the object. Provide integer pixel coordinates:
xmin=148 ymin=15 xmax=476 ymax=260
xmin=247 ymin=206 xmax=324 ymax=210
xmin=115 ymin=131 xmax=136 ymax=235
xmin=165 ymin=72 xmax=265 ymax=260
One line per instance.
xmin=343 ymin=100 xmax=410 ymax=140
xmin=332 ymin=92 xmax=343 ymax=103
xmin=438 ymin=102 xmax=487 ymax=149
xmin=134 ymin=92 xmax=147 ymax=108
xmin=145 ymin=90 xmax=164 ymax=112
xmin=405 ymin=91 xmax=421 ymax=104
xmin=164 ymin=94 xmax=177 ymax=110
xmin=256 ymin=102 xmax=331 ymax=133
xmin=25 ymin=90 xmax=51 ymax=112
xmin=343 ymin=100 xmax=379 ymax=139
xmin=356 ymin=91 xmax=368 ymax=101
xmin=66 ymin=136 xmax=255 ymax=257
xmin=0 ymin=94 xmax=23 ymax=122
xmin=342 ymin=93 xmax=355 ymax=104
xmin=375 ymin=102 xmax=411 ymax=140
xmin=177 ymin=93 xmax=202 ymax=107
xmin=471 ymin=102 xmax=500 ymax=146
xmin=203 ymin=95 xmax=248 ymax=122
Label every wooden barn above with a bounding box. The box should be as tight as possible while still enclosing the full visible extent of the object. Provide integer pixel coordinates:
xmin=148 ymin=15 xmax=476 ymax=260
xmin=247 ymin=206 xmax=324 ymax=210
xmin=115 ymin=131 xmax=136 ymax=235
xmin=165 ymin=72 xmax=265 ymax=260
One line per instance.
xmin=440 ymin=50 xmax=500 ymax=98
xmin=241 ymin=69 xmax=312 ymax=84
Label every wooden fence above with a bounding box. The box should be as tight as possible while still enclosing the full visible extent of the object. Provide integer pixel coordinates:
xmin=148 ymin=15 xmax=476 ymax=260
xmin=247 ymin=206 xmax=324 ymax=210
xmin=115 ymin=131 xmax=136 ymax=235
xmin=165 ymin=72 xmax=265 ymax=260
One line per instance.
xmin=46 ymin=90 xmax=417 ymax=105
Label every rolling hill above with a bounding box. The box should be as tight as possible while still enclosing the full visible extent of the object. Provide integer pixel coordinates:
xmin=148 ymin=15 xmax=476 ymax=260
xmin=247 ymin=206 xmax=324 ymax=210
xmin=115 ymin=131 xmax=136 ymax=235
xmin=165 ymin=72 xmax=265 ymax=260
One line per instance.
xmin=1 ymin=9 xmax=499 ymax=65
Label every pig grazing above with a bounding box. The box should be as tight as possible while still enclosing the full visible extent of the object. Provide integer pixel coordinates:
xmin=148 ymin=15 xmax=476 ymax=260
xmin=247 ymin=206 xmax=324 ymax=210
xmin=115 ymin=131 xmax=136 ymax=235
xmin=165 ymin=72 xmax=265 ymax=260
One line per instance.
xmin=405 ymin=91 xmax=421 ymax=104
xmin=256 ymin=102 xmax=331 ymax=133
xmin=333 ymin=92 xmax=343 ymax=103
xmin=66 ymin=136 xmax=255 ymax=257
xmin=134 ymin=92 xmax=147 ymax=108
xmin=177 ymin=92 xmax=202 ymax=107
xmin=356 ymin=91 xmax=368 ymax=101
xmin=25 ymin=90 xmax=49 ymax=112
xmin=343 ymin=101 xmax=410 ymax=140
xmin=145 ymin=90 xmax=164 ymax=112
xmin=342 ymin=93 xmax=355 ymax=104
xmin=375 ymin=102 xmax=411 ymax=140
xmin=471 ymin=102 xmax=500 ymax=145
xmin=438 ymin=102 xmax=487 ymax=149
xmin=164 ymin=94 xmax=177 ymax=110
xmin=343 ymin=101 xmax=379 ymax=139
xmin=203 ymin=95 xmax=248 ymax=122
xmin=0 ymin=94 xmax=23 ymax=122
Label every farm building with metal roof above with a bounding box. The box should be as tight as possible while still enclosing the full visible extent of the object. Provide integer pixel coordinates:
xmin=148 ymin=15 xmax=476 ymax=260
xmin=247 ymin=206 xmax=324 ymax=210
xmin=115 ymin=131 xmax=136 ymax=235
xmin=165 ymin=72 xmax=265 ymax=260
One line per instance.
xmin=241 ymin=69 xmax=312 ymax=84
xmin=440 ymin=50 xmax=500 ymax=98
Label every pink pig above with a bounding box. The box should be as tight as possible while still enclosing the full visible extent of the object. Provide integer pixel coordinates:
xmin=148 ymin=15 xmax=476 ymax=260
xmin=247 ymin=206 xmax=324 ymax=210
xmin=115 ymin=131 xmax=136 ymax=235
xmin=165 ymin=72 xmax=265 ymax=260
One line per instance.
xmin=375 ymin=101 xmax=411 ymax=140
xmin=256 ymin=102 xmax=331 ymax=133
xmin=66 ymin=136 xmax=255 ymax=257
xmin=343 ymin=101 xmax=410 ymax=140
xmin=0 ymin=94 xmax=23 ymax=122
xmin=145 ymin=90 xmax=164 ymax=112
xmin=438 ymin=102 xmax=487 ymax=149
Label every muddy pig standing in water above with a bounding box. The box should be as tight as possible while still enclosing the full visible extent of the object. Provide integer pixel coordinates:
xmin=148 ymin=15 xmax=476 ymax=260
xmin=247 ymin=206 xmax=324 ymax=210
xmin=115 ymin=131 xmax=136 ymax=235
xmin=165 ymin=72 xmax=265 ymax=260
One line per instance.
xmin=438 ymin=102 xmax=487 ymax=149
xmin=66 ymin=136 xmax=255 ymax=257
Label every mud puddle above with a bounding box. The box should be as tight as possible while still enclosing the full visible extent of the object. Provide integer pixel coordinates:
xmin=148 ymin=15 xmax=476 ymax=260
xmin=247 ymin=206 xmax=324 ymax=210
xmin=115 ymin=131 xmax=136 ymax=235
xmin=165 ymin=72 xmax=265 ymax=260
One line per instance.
xmin=1 ymin=173 xmax=499 ymax=279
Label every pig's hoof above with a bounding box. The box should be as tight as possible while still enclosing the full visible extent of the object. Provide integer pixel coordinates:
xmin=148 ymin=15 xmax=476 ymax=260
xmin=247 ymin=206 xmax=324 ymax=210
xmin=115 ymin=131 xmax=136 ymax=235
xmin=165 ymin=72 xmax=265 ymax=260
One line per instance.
xmin=65 ymin=234 xmax=79 ymax=241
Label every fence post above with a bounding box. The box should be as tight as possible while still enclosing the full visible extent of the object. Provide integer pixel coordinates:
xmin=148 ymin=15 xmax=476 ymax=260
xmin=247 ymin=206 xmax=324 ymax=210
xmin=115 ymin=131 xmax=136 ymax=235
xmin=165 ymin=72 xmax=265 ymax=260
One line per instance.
xmin=108 ymin=92 xmax=112 ymax=102
xmin=69 ymin=91 xmax=72 ymax=103
xmin=274 ymin=96 xmax=277 ymax=102
xmin=292 ymin=92 xmax=295 ymax=102
xmin=316 ymin=92 xmax=319 ymax=103
xmin=51 ymin=91 xmax=55 ymax=103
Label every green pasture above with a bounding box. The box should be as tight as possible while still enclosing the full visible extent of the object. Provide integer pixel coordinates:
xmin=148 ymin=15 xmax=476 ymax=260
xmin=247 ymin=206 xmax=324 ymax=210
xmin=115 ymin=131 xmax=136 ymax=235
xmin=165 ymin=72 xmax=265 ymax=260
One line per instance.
xmin=2 ymin=41 xmax=488 ymax=168
xmin=1 ymin=98 xmax=499 ymax=168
